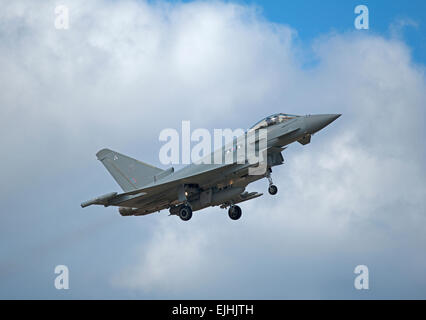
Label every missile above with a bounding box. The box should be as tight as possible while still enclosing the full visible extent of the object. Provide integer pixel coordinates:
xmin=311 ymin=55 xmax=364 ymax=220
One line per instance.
xmin=80 ymin=192 xmax=118 ymax=208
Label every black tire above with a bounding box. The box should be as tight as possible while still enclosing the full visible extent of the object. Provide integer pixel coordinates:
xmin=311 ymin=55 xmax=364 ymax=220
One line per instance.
xmin=268 ymin=184 xmax=278 ymax=195
xmin=179 ymin=205 xmax=192 ymax=221
xmin=228 ymin=205 xmax=242 ymax=220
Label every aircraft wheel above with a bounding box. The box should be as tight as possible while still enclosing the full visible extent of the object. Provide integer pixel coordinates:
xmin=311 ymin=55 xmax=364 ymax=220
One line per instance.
xmin=268 ymin=185 xmax=278 ymax=195
xmin=228 ymin=205 xmax=242 ymax=220
xmin=179 ymin=205 xmax=192 ymax=221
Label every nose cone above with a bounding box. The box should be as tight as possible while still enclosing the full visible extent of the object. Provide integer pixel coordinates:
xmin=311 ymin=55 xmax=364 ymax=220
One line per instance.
xmin=305 ymin=114 xmax=341 ymax=134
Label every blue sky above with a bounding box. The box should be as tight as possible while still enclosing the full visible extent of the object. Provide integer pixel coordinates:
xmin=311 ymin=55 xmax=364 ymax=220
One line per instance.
xmin=0 ymin=0 xmax=425 ymax=299
xmin=166 ymin=0 xmax=426 ymax=70
xmin=238 ymin=0 xmax=426 ymax=63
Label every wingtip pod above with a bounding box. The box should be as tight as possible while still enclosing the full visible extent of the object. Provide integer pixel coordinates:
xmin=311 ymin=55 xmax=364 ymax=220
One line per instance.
xmin=80 ymin=192 xmax=118 ymax=208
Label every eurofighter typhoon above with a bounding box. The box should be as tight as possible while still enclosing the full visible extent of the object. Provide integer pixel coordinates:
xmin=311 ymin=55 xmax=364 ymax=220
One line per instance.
xmin=81 ymin=113 xmax=341 ymax=221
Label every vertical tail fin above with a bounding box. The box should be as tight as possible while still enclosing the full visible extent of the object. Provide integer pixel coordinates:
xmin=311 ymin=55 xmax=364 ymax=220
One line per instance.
xmin=96 ymin=148 xmax=164 ymax=192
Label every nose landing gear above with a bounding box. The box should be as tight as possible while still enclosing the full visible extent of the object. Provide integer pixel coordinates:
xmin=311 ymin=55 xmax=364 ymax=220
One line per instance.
xmin=268 ymin=185 xmax=278 ymax=195
xmin=266 ymin=169 xmax=278 ymax=195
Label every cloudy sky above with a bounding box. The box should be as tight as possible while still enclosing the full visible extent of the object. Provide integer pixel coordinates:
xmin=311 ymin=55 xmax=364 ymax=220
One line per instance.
xmin=0 ymin=0 xmax=425 ymax=299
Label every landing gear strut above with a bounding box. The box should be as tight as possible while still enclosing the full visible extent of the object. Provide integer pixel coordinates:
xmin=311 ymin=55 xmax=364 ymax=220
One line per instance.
xmin=267 ymin=168 xmax=278 ymax=195
xmin=228 ymin=205 xmax=242 ymax=220
xmin=179 ymin=205 xmax=192 ymax=221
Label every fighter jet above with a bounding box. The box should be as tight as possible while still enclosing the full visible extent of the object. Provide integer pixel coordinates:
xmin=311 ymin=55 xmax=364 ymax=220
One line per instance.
xmin=81 ymin=113 xmax=341 ymax=221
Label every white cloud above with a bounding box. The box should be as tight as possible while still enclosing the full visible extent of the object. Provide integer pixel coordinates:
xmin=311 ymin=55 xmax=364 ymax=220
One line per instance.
xmin=111 ymin=219 xmax=234 ymax=294
xmin=390 ymin=18 xmax=419 ymax=38
xmin=0 ymin=0 xmax=298 ymax=193
xmin=1 ymin=0 xmax=426 ymax=298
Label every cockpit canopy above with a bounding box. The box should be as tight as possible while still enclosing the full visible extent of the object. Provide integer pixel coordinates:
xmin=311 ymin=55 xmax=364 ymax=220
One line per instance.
xmin=249 ymin=113 xmax=299 ymax=131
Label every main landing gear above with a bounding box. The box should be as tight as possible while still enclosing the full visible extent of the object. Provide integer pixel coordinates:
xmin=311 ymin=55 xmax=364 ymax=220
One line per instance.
xmin=228 ymin=205 xmax=242 ymax=220
xmin=267 ymin=168 xmax=278 ymax=195
xmin=178 ymin=205 xmax=192 ymax=221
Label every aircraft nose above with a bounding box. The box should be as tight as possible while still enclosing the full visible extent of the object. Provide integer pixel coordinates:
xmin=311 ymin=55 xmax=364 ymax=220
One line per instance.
xmin=305 ymin=114 xmax=341 ymax=134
